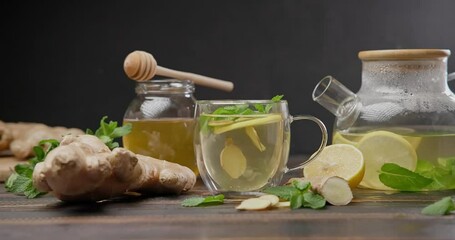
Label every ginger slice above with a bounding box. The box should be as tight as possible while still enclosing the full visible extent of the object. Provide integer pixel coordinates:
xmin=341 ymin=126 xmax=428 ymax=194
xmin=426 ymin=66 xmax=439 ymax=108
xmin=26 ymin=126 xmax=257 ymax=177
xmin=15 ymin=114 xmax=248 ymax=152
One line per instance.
xmin=236 ymin=198 xmax=271 ymax=210
xmin=259 ymin=194 xmax=279 ymax=206
xmin=220 ymin=138 xmax=247 ymax=179
xmin=275 ymin=201 xmax=291 ymax=208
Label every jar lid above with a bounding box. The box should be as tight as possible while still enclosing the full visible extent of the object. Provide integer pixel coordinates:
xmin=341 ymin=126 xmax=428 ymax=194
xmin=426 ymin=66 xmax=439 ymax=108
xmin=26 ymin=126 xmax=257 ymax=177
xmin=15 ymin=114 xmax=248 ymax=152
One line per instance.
xmin=358 ymin=49 xmax=451 ymax=60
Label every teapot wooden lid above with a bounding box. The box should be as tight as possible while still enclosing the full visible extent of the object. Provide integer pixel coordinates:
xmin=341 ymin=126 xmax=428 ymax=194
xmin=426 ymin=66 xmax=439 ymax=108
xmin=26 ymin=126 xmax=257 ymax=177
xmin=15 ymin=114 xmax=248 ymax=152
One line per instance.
xmin=358 ymin=49 xmax=451 ymax=60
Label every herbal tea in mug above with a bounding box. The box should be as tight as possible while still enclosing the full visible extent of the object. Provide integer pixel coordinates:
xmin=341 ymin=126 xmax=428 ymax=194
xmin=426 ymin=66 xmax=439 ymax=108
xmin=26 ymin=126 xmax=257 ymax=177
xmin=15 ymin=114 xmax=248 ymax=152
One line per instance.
xmin=194 ymin=98 xmax=328 ymax=195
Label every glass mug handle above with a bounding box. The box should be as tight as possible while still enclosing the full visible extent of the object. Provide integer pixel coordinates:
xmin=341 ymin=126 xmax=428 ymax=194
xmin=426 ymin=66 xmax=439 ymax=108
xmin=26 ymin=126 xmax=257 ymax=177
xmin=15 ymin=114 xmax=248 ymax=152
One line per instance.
xmin=285 ymin=115 xmax=328 ymax=173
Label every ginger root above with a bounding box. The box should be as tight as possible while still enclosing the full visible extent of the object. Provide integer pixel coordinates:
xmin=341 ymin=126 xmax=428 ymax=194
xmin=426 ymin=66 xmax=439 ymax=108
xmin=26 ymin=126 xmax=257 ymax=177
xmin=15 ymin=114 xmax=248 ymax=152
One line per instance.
xmin=0 ymin=121 xmax=13 ymax=151
xmin=288 ymin=176 xmax=353 ymax=206
xmin=33 ymin=134 xmax=196 ymax=202
xmin=0 ymin=121 xmax=84 ymax=159
xmin=309 ymin=176 xmax=353 ymax=206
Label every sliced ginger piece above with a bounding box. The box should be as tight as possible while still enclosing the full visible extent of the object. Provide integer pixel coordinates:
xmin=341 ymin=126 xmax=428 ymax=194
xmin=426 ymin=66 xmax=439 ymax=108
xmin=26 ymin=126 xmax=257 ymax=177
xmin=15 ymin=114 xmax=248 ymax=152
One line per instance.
xmin=275 ymin=201 xmax=291 ymax=208
xmin=245 ymin=126 xmax=266 ymax=152
xmin=259 ymin=194 xmax=279 ymax=206
xmin=220 ymin=138 xmax=247 ymax=179
xmin=311 ymin=176 xmax=353 ymax=206
xmin=236 ymin=198 xmax=271 ymax=210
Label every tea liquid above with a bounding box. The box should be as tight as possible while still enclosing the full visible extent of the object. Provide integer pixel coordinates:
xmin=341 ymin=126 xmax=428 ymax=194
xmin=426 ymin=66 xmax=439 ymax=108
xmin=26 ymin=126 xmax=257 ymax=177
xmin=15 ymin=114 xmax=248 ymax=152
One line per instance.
xmin=123 ymin=118 xmax=197 ymax=174
xmin=334 ymin=126 xmax=455 ymax=190
xmin=199 ymin=114 xmax=288 ymax=192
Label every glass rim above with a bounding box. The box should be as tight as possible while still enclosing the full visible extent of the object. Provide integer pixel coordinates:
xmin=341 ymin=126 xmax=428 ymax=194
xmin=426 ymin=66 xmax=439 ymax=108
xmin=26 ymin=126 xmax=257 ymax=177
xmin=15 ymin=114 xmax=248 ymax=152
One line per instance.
xmin=196 ymin=99 xmax=288 ymax=105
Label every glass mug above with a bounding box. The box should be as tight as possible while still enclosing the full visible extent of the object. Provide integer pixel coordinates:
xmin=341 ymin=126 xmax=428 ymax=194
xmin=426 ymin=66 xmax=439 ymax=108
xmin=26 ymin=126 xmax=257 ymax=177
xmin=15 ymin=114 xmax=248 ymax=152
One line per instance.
xmin=194 ymin=100 xmax=328 ymax=196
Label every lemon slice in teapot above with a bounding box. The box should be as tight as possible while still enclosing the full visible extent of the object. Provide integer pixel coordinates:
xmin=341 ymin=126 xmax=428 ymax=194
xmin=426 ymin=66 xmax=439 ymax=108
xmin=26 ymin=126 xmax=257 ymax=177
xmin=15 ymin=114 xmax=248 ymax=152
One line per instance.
xmin=357 ymin=131 xmax=417 ymax=190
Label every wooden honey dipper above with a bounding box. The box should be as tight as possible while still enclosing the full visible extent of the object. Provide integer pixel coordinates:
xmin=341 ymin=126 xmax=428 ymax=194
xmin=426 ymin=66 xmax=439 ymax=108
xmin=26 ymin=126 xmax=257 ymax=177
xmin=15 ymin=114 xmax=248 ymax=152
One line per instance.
xmin=123 ymin=50 xmax=234 ymax=92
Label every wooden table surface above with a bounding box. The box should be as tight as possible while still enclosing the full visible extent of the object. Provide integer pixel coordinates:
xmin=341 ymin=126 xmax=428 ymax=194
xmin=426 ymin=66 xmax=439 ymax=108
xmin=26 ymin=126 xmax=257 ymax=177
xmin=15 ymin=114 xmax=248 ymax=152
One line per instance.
xmin=0 ymin=156 xmax=454 ymax=240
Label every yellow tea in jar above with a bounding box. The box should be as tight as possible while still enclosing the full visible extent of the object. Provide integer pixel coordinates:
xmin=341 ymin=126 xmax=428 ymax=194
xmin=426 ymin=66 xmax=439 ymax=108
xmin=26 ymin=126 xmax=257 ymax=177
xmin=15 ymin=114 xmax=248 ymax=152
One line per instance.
xmin=123 ymin=118 xmax=197 ymax=175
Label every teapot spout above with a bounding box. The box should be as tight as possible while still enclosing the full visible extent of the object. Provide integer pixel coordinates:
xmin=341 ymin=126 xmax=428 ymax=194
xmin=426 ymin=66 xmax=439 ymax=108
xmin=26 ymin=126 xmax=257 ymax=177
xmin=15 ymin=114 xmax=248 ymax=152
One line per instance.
xmin=312 ymin=76 xmax=360 ymax=129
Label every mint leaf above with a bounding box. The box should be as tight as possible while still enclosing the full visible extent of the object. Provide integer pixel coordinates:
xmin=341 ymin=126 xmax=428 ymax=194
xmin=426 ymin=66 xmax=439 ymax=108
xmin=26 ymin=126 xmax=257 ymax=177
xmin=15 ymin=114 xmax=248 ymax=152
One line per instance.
xmin=7 ymin=174 xmax=32 ymax=193
xmin=254 ymin=104 xmax=265 ymax=113
xmin=181 ymin=197 xmax=205 ymax=207
xmin=303 ymin=192 xmax=326 ymax=209
xmin=6 ymin=174 xmax=44 ymax=198
xmin=262 ymin=185 xmax=299 ymax=200
xmin=200 ymin=95 xmax=285 ymax=134
xmin=421 ymin=196 xmax=455 ymax=216
xmin=262 ymin=178 xmax=328 ymax=210
xmin=271 ymin=95 xmax=284 ymax=102
xmin=414 ymin=159 xmax=455 ymax=190
xmin=182 ymin=194 xmax=224 ymax=207
xmin=265 ymin=95 xmax=284 ymax=113
xmin=415 ymin=159 xmax=434 ymax=173
xmin=14 ymin=163 xmax=33 ymax=175
xmin=33 ymin=146 xmax=45 ymax=160
xmin=290 ymin=192 xmax=303 ymax=209
xmin=379 ymin=163 xmax=433 ymax=191
xmin=86 ymin=116 xmax=132 ymax=150
xmin=5 ymin=139 xmax=59 ymax=198
xmin=292 ymin=179 xmax=311 ymax=191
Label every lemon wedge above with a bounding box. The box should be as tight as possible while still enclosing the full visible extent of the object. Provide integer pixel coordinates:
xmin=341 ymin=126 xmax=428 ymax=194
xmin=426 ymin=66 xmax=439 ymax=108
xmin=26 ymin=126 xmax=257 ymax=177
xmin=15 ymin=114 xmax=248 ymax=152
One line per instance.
xmin=303 ymin=144 xmax=365 ymax=189
xmin=357 ymin=131 xmax=417 ymax=190
xmin=220 ymin=138 xmax=247 ymax=179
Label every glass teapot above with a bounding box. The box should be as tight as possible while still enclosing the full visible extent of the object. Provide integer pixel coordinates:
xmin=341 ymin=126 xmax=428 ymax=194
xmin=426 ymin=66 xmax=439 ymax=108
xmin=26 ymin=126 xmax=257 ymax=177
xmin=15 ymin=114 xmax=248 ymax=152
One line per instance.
xmin=312 ymin=49 xmax=455 ymax=191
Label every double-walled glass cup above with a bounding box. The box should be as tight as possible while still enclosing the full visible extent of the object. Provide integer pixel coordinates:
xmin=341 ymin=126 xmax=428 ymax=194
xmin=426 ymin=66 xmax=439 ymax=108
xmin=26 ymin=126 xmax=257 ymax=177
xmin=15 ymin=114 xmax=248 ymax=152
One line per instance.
xmin=194 ymin=100 xmax=328 ymax=196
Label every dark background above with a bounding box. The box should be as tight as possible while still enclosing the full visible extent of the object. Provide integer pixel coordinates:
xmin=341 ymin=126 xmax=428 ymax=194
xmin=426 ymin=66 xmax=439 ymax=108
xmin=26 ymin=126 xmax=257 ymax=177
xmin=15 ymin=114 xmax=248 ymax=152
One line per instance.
xmin=2 ymin=0 xmax=455 ymax=154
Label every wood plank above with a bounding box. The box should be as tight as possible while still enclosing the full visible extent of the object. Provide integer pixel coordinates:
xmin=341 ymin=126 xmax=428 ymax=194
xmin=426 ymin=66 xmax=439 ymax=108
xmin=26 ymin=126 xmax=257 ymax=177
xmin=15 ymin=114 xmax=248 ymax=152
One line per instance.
xmin=0 ymin=156 xmax=454 ymax=240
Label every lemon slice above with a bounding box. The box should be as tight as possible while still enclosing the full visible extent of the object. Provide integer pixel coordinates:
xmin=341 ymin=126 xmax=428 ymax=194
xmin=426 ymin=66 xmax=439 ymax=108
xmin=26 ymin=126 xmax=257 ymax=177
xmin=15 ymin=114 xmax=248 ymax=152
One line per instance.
xmin=357 ymin=131 xmax=417 ymax=190
xmin=220 ymin=138 xmax=247 ymax=179
xmin=303 ymin=144 xmax=365 ymax=189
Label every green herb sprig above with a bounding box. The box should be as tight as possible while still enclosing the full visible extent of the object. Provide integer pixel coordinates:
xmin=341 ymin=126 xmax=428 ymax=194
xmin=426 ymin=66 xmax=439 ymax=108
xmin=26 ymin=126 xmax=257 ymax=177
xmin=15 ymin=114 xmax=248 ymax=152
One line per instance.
xmin=263 ymin=179 xmax=326 ymax=209
xmin=86 ymin=116 xmax=132 ymax=150
xmin=379 ymin=163 xmax=433 ymax=191
xmin=5 ymin=139 xmax=60 ymax=198
xmin=379 ymin=158 xmax=455 ymax=191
